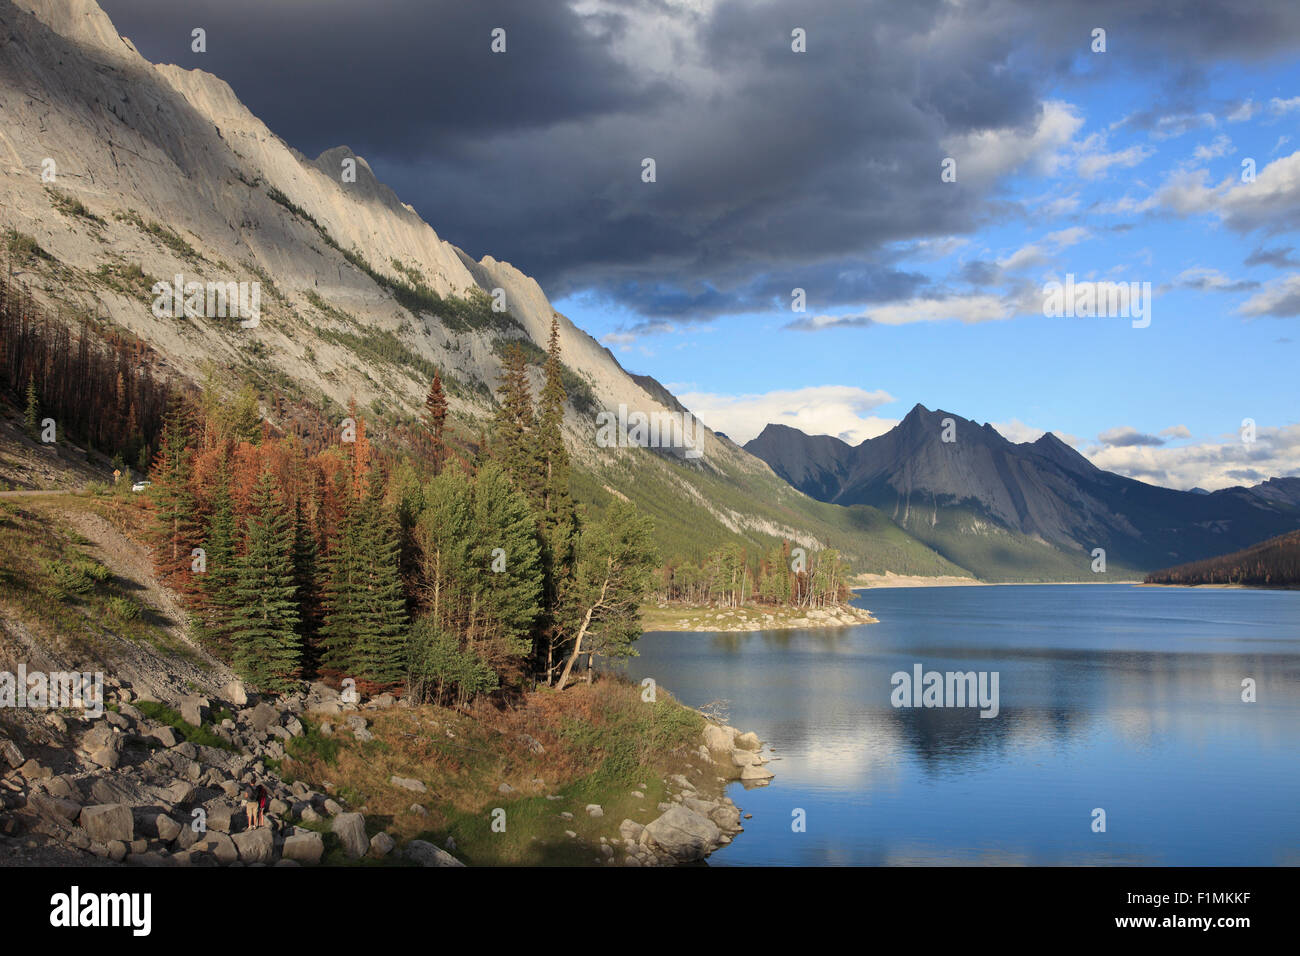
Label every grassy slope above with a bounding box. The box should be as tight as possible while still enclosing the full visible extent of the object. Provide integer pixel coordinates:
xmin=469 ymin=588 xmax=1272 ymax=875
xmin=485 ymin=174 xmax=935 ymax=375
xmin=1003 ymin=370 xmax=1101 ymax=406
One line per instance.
xmin=276 ymin=679 xmax=715 ymax=866
xmin=881 ymin=503 xmax=1146 ymax=583
xmin=573 ymin=451 xmax=969 ymax=576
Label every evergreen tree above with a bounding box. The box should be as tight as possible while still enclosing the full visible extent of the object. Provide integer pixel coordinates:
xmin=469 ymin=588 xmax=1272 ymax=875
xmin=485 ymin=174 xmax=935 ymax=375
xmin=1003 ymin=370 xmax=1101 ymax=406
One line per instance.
xmin=424 ymin=370 xmax=449 ymax=473
xmin=533 ymin=316 xmax=579 ymax=679
xmin=353 ymin=474 xmax=408 ymax=687
xmin=319 ymin=466 xmax=407 ymax=688
xmin=148 ymin=394 xmax=200 ymax=585
xmin=229 ymin=472 xmax=302 ymax=692
xmin=291 ymin=495 xmax=322 ymax=670
xmin=492 ymin=343 xmax=538 ymax=500
xmin=197 ymin=461 xmax=240 ymax=653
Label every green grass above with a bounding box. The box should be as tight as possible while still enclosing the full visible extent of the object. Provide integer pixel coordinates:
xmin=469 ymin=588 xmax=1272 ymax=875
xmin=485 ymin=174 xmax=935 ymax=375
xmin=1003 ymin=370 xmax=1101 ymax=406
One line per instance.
xmin=133 ymin=699 xmax=237 ymax=751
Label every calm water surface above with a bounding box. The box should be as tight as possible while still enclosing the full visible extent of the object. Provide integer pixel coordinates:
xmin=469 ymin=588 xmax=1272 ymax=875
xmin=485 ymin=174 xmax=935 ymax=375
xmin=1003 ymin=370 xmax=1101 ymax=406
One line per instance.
xmin=625 ymin=585 xmax=1300 ymax=865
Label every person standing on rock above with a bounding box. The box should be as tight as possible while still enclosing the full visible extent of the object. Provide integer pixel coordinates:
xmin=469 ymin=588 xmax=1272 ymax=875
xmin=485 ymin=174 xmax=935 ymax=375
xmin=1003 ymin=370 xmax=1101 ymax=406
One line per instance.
xmin=257 ymin=783 xmax=269 ymax=828
xmin=244 ymin=783 xmax=260 ymax=830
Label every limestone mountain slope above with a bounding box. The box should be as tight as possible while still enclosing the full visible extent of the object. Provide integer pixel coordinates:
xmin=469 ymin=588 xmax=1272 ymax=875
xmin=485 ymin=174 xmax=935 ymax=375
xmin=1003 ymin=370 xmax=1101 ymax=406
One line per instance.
xmin=0 ymin=0 xmax=957 ymax=571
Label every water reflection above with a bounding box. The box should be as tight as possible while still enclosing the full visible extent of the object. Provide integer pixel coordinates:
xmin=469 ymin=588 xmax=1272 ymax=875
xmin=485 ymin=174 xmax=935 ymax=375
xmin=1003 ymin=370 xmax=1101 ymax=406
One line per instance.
xmin=627 ymin=585 xmax=1300 ymax=865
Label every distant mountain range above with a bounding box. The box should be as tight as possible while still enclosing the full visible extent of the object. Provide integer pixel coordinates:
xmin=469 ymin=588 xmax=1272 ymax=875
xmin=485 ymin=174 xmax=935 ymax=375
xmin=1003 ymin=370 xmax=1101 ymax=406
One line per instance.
xmin=745 ymin=405 xmax=1300 ymax=581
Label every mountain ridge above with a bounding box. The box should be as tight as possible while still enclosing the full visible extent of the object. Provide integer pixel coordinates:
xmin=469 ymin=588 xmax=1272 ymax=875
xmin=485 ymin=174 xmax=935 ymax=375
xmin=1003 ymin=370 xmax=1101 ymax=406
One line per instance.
xmin=745 ymin=408 xmax=1300 ymax=579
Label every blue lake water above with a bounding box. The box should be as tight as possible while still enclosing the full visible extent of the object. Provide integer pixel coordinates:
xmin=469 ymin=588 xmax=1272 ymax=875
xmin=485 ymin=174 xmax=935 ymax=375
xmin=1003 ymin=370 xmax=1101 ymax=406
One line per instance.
xmin=625 ymin=585 xmax=1300 ymax=866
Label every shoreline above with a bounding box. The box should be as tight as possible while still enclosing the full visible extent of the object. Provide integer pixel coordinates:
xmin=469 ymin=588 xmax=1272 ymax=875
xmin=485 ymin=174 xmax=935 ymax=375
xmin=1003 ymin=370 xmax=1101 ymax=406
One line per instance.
xmin=641 ymin=602 xmax=877 ymax=633
xmin=852 ymin=573 xmax=1141 ymax=589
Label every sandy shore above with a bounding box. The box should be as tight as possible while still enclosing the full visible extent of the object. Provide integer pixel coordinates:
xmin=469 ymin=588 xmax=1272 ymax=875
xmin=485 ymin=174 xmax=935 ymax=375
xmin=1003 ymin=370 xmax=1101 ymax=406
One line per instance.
xmin=641 ymin=602 xmax=877 ymax=633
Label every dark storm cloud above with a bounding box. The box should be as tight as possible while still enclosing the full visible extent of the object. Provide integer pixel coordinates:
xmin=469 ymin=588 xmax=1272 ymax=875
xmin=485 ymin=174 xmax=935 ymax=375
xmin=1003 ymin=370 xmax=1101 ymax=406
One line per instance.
xmin=98 ymin=0 xmax=1300 ymax=324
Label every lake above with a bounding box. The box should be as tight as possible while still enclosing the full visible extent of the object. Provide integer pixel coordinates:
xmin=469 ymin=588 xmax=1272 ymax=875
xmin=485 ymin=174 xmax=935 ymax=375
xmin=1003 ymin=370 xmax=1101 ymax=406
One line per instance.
xmin=625 ymin=584 xmax=1300 ymax=866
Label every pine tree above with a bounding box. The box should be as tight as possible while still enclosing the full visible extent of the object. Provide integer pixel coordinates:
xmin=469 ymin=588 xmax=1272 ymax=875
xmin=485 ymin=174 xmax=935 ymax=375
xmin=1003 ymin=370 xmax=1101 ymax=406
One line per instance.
xmin=354 ymin=474 xmax=408 ymax=687
xmin=320 ymin=467 xmax=407 ymax=688
xmin=319 ymin=485 xmax=366 ymax=677
xmin=533 ymin=316 xmax=579 ymax=679
xmin=424 ymin=370 xmax=449 ymax=473
xmin=291 ymin=496 xmax=323 ymax=671
xmin=197 ymin=462 xmax=240 ymax=654
xmin=492 ymin=343 xmax=538 ymax=499
xmin=229 ymin=472 xmax=302 ymax=692
xmin=149 ymin=394 xmax=200 ymax=586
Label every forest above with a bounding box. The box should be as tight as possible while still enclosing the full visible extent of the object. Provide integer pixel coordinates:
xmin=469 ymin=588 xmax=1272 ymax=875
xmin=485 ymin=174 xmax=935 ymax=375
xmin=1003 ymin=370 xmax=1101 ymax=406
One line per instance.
xmin=2 ymin=267 xmax=859 ymax=704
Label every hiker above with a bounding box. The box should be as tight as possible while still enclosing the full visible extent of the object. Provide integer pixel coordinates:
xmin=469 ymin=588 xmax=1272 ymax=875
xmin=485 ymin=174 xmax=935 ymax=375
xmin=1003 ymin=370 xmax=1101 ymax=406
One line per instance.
xmin=244 ymin=784 xmax=260 ymax=830
xmin=256 ymin=783 xmax=269 ymax=828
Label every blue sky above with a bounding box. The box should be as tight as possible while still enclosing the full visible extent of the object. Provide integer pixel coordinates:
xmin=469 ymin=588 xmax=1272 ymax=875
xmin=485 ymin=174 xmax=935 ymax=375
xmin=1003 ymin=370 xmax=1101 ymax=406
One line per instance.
xmin=557 ymin=56 xmax=1300 ymax=489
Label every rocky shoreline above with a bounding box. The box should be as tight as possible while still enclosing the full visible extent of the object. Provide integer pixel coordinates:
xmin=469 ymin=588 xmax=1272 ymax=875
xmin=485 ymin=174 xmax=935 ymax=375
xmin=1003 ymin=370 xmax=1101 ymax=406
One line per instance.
xmin=0 ymin=676 xmax=770 ymax=867
xmin=644 ymin=602 xmax=877 ymax=633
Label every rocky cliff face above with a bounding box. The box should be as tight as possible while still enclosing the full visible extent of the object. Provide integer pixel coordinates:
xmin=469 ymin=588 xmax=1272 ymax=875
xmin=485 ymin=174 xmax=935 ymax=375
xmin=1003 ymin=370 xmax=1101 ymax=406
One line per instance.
xmin=0 ymin=0 xmax=753 ymax=468
xmin=747 ymin=405 xmax=1300 ymax=576
xmin=2 ymin=0 xmax=903 ymax=562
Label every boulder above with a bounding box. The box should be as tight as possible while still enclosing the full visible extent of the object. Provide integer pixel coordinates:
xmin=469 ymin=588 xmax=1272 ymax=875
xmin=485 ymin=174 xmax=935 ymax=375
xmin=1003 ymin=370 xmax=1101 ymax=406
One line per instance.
xmin=369 ymin=832 xmax=395 ymax=858
xmin=644 ymin=806 xmax=721 ymax=862
xmin=618 ymin=819 xmax=645 ymax=842
xmin=0 ymin=738 xmax=24 ymax=768
xmin=179 ymin=695 xmax=209 ymax=728
xmin=30 ymin=793 xmax=81 ymax=823
xmin=332 ymin=812 xmax=368 ymax=858
xmin=734 ymin=731 xmax=762 ymax=751
xmin=196 ymin=831 xmax=238 ymax=865
xmin=249 ymin=702 xmax=279 ymax=734
xmin=281 ymin=831 xmax=324 ymax=864
xmin=390 ymin=775 xmax=426 ymax=793
xmin=403 ymin=839 xmax=464 ymax=867
xmin=232 ymin=827 xmax=274 ymax=864
xmin=585 ymin=804 xmax=604 ymax=818
xmin=204 ymin=803 xmax=236 ymax=833
xmin=702 ymin=723 xmax=735 ymax=753
xmin=740 ymin=764 xmax=774 ymax=782
xmin=149 ymin=726 xmax=179 ymax=748
xmin=155 ymin=814 xmax=182 ymax=842
xmin=223 ymin=681 xmax=248 ymax=707
xmin=79 ymin=804 xmax=134 ymax=844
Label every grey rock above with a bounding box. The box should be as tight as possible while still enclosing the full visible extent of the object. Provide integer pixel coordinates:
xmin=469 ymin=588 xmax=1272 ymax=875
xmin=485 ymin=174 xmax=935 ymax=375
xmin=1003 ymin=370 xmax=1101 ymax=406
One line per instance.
xmin=80 ymin=804 xmax=134 ymax=844
xmin=179 ymin=695 xmax=209 ymax=727
xmin=232 ymin=827 xmax=274 ymax=864
xmin=403 ymin=839 xmax=464 ymax=867
xmin=332 ymin=812 xmax=368 ymax=858
xmin=249 ymin=702 xmax=279 ymax=734
xmin=281 ymin=831 xmax=323 ymax=864
xmin=644 ymin=806 xmax=721 ymax=862
xmin=390 ymin=775 xmax=426 ymax=793
xmin=155 ymin=814 xmax=182 ymax=842
xmin=369 ymin=831 xmax=395 ymax=858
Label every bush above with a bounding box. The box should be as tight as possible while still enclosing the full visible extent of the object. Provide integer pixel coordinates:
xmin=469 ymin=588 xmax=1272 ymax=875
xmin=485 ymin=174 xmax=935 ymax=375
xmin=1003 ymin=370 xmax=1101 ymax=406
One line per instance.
xmin=106 ymin=596 xmax=140 ymax=620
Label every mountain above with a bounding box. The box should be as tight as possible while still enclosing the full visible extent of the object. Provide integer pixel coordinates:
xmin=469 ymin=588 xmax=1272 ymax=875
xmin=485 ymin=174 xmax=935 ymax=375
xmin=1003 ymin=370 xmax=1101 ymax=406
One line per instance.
xmin=1145 ymin=529 xmax=1300 ymax=588
xmin=746 ymin=405 xmax=1300 ymax=580
xmin=0 ymin=0 xmax=968 ymax=576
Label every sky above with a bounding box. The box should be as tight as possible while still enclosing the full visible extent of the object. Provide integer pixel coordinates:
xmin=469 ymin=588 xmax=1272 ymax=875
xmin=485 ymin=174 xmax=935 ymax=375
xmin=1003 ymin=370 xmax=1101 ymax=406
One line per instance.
xmin=99 ymin=0 xmax=1300 ymax=490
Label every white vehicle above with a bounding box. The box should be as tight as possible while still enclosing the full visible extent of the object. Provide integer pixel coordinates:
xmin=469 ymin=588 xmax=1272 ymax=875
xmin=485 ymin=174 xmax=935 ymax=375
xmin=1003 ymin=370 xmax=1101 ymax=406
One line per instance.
xmin=131 ymin=480 xmax=151 ymax=492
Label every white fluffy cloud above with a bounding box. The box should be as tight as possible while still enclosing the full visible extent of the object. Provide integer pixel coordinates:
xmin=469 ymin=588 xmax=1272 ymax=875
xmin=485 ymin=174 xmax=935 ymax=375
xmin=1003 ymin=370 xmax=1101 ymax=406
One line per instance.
xmin=677 ymin=385 xmax=896 ymax=445
xmin=1086 ymin=423 xmax=1300 ymax=490
xmin=941 ymin=100 xmax=1083 ymax=186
